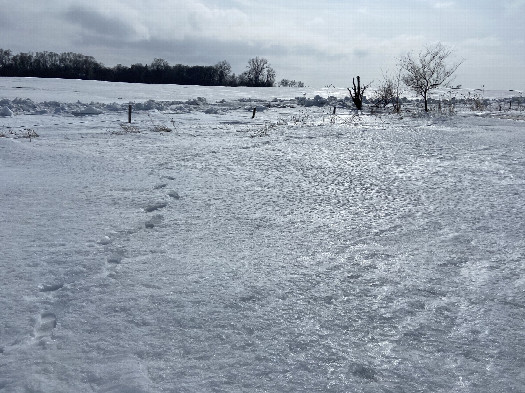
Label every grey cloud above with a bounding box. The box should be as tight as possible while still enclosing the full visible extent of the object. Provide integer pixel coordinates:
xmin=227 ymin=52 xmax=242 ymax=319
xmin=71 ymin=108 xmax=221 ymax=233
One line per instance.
xmin=71 ymin=33 xmax=346 ymax=68
xmin=0 ymin=10 xmax=13 ymax=29
xmin=353 ymin=49 xmax=370 ymax=58
xmin=64 ymin=6 xmax=137 ymax=39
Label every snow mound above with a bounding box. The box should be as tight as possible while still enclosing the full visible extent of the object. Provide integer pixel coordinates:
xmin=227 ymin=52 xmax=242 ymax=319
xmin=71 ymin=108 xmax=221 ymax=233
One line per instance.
xmin=72 ymin=106 xmax=103 ymax=116
xmin=0 ymin=106 xmax=13 ymax=116
xmin=186 ymin=97 xmax=207 ymax=106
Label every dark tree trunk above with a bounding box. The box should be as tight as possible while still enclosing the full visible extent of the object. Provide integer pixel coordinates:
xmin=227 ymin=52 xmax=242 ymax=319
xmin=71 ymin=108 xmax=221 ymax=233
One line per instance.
xmin=348 ymin=76 xmax=365 ymax=110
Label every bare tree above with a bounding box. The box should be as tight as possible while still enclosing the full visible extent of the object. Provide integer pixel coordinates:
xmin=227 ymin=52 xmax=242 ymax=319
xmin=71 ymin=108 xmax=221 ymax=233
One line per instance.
xmin=240 ymin=57 xmax=276 ymax=87
xmin=374 ymin=70 xmax=403 ymax=112
xmin=150 ymin=58 xmax=169 ymax=71
xmin=0 ymin=49 xmax=12 ymax=69
xmin=214 ymin=60 xmax=233 ymax=85
xmin=347 ymin=76 xmax=371 ymax=110
xmin=374 ymin=77 xmax=395 ymax=109
xmin=400 ymin=43 xmax=462 ymax=112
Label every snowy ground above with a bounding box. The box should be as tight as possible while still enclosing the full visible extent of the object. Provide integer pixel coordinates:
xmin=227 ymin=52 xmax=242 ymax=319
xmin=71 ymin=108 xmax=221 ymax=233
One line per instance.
xmin=1 ymin=77 xmax=525 ymax=392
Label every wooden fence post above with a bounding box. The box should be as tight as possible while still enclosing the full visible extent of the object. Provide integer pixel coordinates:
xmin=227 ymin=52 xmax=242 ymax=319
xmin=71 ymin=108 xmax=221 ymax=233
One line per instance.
xmin=128 ymin=104 xmax=132 ymax=123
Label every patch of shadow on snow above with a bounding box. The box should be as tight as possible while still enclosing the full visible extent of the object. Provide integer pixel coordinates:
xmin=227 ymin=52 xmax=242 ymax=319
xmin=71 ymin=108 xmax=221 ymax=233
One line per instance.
xmin=349 ymin=363 xmax=378 ymax=381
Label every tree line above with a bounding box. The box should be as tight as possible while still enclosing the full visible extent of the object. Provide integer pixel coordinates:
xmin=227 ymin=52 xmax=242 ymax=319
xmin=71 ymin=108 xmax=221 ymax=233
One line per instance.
xmin=0 ymin=49 xmax=279 ymax=87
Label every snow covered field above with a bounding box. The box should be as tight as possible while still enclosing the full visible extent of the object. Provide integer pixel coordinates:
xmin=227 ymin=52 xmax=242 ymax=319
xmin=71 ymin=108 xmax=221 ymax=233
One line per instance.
xmin=1 ymin=77 xmax=524 ymax=392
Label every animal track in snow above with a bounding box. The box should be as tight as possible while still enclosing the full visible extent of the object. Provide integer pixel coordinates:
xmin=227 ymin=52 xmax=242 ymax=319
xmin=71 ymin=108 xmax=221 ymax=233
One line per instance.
xmin=144 ymin=202 xmax=168 ymax=212
xmin=33 ymin=312 xmax=57 ymax=340
xmin=107 ymin=253 xmax=123 ymax=264
xmin=38 ymin=283 xmax=64 ymax=292
xmin=145 ymin=214 xmax=164 ymax=229
xmin=104 ymin=247 xmax=128 ymax=279
xmin=98 ymin=235 xmax=112 ymax=245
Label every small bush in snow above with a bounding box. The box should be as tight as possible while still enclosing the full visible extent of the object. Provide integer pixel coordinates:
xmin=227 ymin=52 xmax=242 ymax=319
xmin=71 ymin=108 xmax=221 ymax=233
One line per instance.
xmin=1 ymin=127 xmax=39 ymax=140
xmin=152 ymin=125 xmax=172 ymax=133
xmin=24 ymin=128 xmax=39 ymax=140
xmin=115 ymin=123 xmax=141 ymax=134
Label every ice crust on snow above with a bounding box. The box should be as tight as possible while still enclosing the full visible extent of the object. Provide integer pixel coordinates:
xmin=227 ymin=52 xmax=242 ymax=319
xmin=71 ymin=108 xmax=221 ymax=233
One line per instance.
xmin=1 ymin=76 xmax=525 ymax=393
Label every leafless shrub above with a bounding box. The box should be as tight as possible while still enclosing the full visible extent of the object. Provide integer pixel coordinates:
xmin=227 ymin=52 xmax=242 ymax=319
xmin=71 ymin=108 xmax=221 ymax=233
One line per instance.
xmin=146 ymin=113 xmax=172 ymax=132
xmin=0 ymin=127 xmax=39 ymax=140
xmin=373 ymin=70 xmax=403 ymax=113
xmin=24 ymin=128 xmax=39 ymax=140
xmin=120 ymin=123 xmax=141 ymax=133
xmin=151 ymin=124 xmax=172 ymax=133
xmin=109 ymin=123 xmax=141 ymax=135
xmin=471 ymin=93 xmax=487 ymax=111
xmin=250 ymin=122 xmax=276 ymax=137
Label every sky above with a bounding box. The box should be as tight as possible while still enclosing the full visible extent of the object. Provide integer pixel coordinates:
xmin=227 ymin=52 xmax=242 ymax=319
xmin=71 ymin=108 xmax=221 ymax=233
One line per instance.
xmin=1 ymin=0 xmax=524 ymax=90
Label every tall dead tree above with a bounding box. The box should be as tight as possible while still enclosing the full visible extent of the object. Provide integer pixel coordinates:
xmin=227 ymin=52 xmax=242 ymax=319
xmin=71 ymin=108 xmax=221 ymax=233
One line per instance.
xmin=347 ymin=76 xmax=371 ymax=110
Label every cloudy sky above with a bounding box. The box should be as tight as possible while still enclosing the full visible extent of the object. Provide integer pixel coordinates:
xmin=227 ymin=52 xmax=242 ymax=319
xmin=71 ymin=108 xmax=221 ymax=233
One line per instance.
xmin=2 ymin=0 xmax=524 ymax=89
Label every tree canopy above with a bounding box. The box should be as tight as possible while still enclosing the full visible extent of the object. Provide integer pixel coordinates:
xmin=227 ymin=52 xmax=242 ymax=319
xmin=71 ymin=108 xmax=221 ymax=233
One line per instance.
xmin=0 ymin=49 xmax=280 ymax=87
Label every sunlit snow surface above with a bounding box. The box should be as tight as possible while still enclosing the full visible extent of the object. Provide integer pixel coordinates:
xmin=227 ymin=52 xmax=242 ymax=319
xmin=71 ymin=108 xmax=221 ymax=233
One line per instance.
xmin=1 ymin=77 xmax=525 ymax=392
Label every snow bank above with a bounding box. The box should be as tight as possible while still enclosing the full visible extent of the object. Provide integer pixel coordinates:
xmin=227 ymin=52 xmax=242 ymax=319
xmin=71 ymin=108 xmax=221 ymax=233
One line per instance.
xmin=0 ymin=106 xmax=13 ymax=116
xmin=72 ymin=106 xmax=103 ymax=116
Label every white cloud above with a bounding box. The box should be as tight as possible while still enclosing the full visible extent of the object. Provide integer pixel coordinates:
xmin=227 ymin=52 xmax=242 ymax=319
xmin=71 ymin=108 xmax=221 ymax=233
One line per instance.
xmin=306 ymin=17 xmax=325 ymax=27
xmin=433 ymin=1 xmax=455 ymax=9
xmin=504 ymin=0 xmax=525 ymax=9
xmin=460 ymin=37 xmax=502 ymax=49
